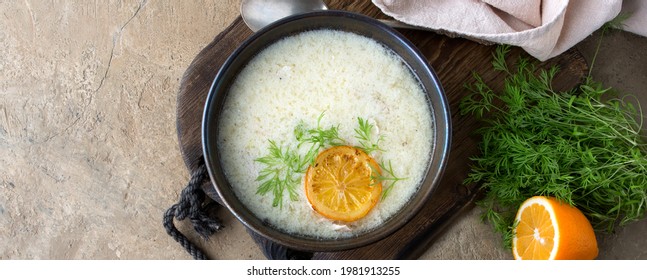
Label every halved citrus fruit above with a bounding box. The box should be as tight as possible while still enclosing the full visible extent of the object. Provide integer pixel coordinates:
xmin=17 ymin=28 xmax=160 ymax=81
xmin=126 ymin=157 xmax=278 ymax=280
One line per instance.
xmin=512 ymin=196 xmax=598 ymax=260
xmin=304 ymin=146 xmax=382 ymax=222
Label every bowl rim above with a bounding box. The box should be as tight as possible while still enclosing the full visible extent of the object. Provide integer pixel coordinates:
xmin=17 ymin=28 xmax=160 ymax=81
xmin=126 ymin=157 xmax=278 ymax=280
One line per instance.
xmin=202 ymin=10 xmax=452 ymax=252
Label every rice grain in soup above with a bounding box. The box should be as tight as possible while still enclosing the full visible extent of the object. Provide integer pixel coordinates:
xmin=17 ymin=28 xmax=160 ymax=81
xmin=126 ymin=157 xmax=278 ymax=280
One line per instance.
xmin=217 ymin=29 xmax=434 ymax=239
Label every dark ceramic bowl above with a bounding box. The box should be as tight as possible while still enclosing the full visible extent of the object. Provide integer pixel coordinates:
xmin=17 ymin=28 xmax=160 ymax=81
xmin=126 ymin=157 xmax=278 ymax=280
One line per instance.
xmin=202 ymin=10 xmax=451 ymax=252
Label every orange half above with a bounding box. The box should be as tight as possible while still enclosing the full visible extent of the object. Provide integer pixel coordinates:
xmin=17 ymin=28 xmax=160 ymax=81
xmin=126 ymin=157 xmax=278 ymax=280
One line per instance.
xmin=512 ymin=196 xmax=598 ymax=260
xmin=304 ymin=146 xmax=382 ymax=222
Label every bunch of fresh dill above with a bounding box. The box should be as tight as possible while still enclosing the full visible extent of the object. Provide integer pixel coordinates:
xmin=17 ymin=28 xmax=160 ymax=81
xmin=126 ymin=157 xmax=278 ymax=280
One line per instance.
xmin=460 ymin=45 xmax=647 ymax=247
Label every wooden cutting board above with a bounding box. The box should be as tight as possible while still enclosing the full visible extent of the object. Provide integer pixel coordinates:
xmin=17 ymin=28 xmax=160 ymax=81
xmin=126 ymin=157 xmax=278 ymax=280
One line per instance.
xmin=175 ymin=0 xmax=587 ymax=259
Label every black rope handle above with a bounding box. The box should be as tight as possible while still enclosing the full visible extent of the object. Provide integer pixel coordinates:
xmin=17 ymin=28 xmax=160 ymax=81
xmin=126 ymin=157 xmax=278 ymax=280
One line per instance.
xmin=163 ymin=163 xmax=223 ymax=260
xmin=164 ymin=159 xmax=313 ymax=260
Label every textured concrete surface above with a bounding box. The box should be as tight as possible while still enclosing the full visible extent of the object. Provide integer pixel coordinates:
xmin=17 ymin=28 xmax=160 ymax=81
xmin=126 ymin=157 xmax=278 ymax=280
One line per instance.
xmin=1 ymin=1 xmax=646 ymax=260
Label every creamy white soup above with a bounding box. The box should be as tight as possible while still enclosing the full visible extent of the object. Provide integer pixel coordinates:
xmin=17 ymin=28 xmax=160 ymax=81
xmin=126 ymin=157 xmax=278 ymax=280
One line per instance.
xmin=217 ymin=29 xmax=434 ymax=239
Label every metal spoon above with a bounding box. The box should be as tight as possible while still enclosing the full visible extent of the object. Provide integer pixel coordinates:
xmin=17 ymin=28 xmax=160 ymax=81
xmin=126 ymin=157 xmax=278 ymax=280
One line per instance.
xmin=240 ymin=0 xmax=429 ymax=32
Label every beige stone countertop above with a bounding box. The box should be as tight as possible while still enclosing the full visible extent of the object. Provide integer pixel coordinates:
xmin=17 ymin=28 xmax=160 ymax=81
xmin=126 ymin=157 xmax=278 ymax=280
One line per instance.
xmin=2 ymin=1 xmax=646 ymax=259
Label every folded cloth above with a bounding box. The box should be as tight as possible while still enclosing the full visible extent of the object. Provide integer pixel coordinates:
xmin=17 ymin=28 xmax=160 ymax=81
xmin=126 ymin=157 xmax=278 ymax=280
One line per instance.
xmin=621 ymin=0 xmax=647 ymax=37
xmin=372 ymin=0 xmax=647 ymax=61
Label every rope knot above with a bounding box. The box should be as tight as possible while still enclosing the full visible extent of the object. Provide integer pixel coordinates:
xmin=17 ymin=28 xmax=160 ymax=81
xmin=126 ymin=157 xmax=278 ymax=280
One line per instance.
xmin=163 ymin=163 xmax=222 ymax=259
xmin=164 ymin=160 xmax=312 ymax=260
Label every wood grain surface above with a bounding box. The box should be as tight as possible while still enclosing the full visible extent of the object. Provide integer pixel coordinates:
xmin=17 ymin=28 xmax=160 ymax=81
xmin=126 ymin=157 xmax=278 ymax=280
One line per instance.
xmin=176 ymin=0 xmax=588 ymax=259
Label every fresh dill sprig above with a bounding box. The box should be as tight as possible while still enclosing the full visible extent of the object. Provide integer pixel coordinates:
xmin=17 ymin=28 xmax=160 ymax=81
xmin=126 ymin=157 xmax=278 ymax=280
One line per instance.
xmin=461 ymin=44 xmax=647 ymax=247
xmin=354 ymin=117 xmax=385 ymax=154
xmin=603 ymin=12 xmax=631 ymax=31
xmin=296 ymin=112 xmax=346 ymax=165
xmin=492 ymin=45 xmax=511 ymax=73
xmin=589 ymin=13 xmax=631 ymax=77
xmin=371 ymin=160 xmax=407 ymax=200
xmin=353 ymin=117 xmax=407 ymax=199
xmin=255 ymin=140 xmax=302 ymax=208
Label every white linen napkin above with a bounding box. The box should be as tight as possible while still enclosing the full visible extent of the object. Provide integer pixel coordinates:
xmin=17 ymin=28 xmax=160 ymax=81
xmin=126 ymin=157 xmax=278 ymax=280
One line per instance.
xmin=372 ymin=0 xmax=647 ymax=61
